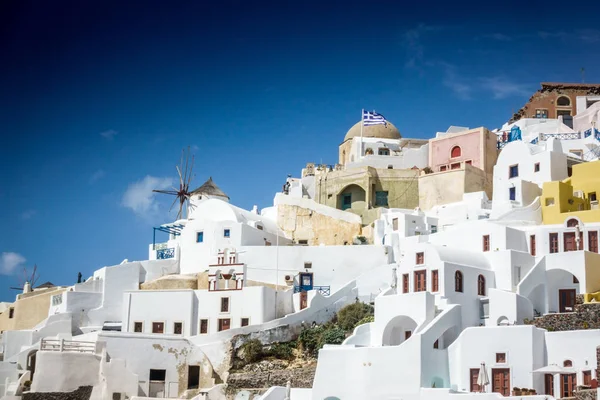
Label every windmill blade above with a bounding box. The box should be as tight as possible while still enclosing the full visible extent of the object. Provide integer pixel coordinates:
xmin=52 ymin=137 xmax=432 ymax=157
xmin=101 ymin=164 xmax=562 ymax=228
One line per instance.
xmin=186 ymin=154 xmax=195 ymax=189
xmin=183 ymin=146 xmax=190 ymax=188
xmin=153 ymin=189 xmax=178 ymax=195
xmin=31 ymin=264 xmax=37 ymax=283
xmin=176 ymin=165 xmax=184 ymax=186
xmin=169 ymin=196 xmax=179 ymax=213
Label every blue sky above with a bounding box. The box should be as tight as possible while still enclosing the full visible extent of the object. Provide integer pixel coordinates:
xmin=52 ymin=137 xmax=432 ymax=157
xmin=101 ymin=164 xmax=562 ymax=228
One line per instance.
xmin=1 ymin=0 xmax=600 ymax=301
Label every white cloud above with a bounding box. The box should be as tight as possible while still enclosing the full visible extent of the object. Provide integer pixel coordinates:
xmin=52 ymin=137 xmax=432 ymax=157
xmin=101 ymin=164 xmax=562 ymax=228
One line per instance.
xmin=89 ymin=169 xmax=106 ymax=184
xmin=1 ymin=252 xmax=26 ymax=275
xmin=401 ymin=24 xmax=442 ymax=70
xmin=121 ymin=175 xmax=174 ymax=217
xmin=579 ymin=29 xmax=600 ymax=43
xmin=100 ymin=129 xmax=118 ymax=140
xmin=21 ymin=209 xmax=36 ymax=220
xmin=438 ymin=62 xmax=472 ymax=100
xmin=479 ymin=77 xmax=531 ymax=99
xmin=484 ymin=33 xmax=512 ymax=41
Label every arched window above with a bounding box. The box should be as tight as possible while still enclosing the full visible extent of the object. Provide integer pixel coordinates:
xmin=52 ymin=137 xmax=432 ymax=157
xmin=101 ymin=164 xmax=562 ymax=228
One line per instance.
xmin=557 ymin=96 xmax=571 ymax=106
xmin=563 ymin=360 xmax=572 ymax=367
xmin=455 ymin=271 xmax=463 ymax=292
xmin=451 ymin=146 xmax=462 ymax=158
xmin=567 ymin=218 xmax=579 ymax=227
xmin=477 ymin=275 xmax=486 ymax=296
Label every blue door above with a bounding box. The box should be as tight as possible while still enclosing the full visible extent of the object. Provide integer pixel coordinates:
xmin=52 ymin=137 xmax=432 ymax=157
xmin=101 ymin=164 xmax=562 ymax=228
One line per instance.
xmin=342 ymin=194 xmax=351 ymax=210
xmin=299 ymin=273 xmax=313 ymax=291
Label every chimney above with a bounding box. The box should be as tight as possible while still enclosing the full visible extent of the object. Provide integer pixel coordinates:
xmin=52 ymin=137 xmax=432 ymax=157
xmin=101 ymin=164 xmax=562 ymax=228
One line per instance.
xmin=251 ymin=205 xmax=259 ymax=214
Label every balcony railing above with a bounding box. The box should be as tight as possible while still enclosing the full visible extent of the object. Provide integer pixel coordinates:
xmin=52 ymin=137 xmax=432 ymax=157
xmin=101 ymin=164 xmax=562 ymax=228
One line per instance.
xmin=41 ymin=338 xmax=96 ymax=354
xmin=293 ymin=285 xmax=331 ymax=296
xmin=157 ymin=248 xmax=175 ymax=259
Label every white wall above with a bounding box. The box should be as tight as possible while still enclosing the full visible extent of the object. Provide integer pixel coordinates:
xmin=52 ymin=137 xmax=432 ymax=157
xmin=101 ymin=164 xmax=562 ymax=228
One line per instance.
xmin=31 ymin=351 xmax=101 ymax=392
xmin=448 ymin=326 xmax=546 ymax=394
xmin=346 ymin=137 xmax=429 ymax=170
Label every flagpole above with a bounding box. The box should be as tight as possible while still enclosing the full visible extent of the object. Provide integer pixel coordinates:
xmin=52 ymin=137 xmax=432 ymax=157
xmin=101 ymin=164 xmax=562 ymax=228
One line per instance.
xmin=360 ymin=109 xmax=364 ymax=158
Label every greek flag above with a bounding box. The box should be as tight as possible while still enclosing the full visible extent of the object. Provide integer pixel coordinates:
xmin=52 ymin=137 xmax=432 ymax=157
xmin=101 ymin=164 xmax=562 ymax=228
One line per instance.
xmin=363 ymin=110 xmax=387 ymax=126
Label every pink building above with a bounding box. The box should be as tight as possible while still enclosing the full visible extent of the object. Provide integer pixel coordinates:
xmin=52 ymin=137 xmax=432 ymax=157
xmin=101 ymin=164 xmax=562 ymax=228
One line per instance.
xmin=428 ymin=127 xmax=498 ymax=174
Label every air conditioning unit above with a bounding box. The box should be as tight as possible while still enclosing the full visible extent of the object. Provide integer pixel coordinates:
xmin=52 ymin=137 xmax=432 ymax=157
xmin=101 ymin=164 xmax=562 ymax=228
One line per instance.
xmin=592 ymin=200 xmax=599 ymax=210
xmin=573 ymin=190 xmax=584 ymax=199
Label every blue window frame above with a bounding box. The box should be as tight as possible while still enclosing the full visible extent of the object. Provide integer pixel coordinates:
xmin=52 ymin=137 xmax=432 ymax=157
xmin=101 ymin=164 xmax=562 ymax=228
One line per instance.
xmin=509 ymin=187 xmax=516 ymax=201
xmin=509 ymin=165 xmax=519 ymax=178
xmin=196 ymin=232 xmax=204 ymax=243
xmin=342 ymin=194 xmax=351 ymax=210
xmin=224 ymin=229 xmax=231 ymax=238
xmin=375 ymin=191 xmax=389 ymax=207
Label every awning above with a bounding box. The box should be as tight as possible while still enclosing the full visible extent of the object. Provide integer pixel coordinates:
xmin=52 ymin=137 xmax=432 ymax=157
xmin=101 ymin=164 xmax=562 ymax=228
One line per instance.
xmin=533 ymin=365 xmax=577 ymax=374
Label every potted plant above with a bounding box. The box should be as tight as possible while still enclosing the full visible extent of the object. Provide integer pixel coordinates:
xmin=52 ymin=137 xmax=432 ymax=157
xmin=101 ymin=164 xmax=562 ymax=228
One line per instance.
xmin=512 ymin=387 xmax=521 ymax=396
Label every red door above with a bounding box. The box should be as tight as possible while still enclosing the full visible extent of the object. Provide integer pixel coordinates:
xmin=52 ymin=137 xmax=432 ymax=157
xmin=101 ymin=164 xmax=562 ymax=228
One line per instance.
xmin=544 ymin=374 xmax=554 ymax=395
xmin=414 ymin=270 xmax=426 ymax=292
xmin=564 ymin=232 xmax=576 ymax=251
xmin=561 ymin=374 xmax=576 ymax=397
xmin=492 ymin=369 xmax=510 ymax=396
xmin=470 ymin=369 xmax=480 ymax=392
xmin=559 ymin=289 xmax=576 ymax=312
xmin=300 ymin=291 xmax=308 ymax=310
xmin=402 ymin=274 xmax=409 ymax=294
xmin=218 ymin=318 xmax=230 ymax=332
xmin=589 ymin=231 xmax=598 ymax=253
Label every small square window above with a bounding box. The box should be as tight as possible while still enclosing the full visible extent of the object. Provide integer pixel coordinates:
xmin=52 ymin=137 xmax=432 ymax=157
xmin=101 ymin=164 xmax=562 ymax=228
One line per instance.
xmin=304 ymin=262 xmax=312 ymax=269
xmin=496 ymin=353 xmax=506 ymax=363
xmin=152 ymin=322 xmax=164 ymax=334
xmin=134 ymin=322 xmax=143 ymax=332
xmin=174 ymin=322 xmax=183 ymax=335
xmin=375 ymin=191 xmax=389 ymax=207
xmin=534 ymin=162 xmax=540 ymax=172
xmin=590 ymin=192 xmax=597 ymax=202
xmin=223 ymin=229 xmax=230 ymax=238
xmin=241 ymin=318 xmax=249 ymax=327
xmin=199 ymin=319 xmax=208 ymax=334
xmin=416 ymin=252 xmax=424 ymax=265
xmin=8 ymin=308 xmax=14 ymax=319
xmin=465 ymin=160 xmax=472 ymax=166
xmin=220 ymin=297 xmax=230 ymax=313
xmin=440 ymin=165 xmax=447 ymax=172
xmin=450 ymin=162 xmax=461 ymax=170
xmin=196 ymin=232 xmax=204 ymax=243
xmin=431 ymin=225 xmax=437 ymax=233
xmin=378 ymin=148 xmax=390 ymax=156
xmin=509 ymin=164 xmax=519 ymax=178
xmin=545 ymin=197 xmax=555 ymax=206
xmin=509 ymin=187 xmax=516 ymax=201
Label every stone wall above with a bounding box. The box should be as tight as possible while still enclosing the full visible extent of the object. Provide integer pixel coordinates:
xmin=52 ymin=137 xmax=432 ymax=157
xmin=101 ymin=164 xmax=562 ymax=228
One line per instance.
xmin=23 ymin=386 xmax=92 ymax=400
xmin=574 ymin=388 xmax=597 ymax=400
xmin=140 ymin=274 xmax=199 ymax=290
xmin=227 ymin=364 xmax=316 ymax=390
xmin=528 ymin=303 xmax=600 ymax=331
xmin=277 ymin=203 xmax=363 ymax=246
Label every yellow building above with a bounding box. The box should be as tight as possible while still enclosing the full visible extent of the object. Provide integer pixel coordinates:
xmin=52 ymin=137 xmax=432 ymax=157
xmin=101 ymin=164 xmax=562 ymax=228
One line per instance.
xmin=0 ymin=284 xmax=66 ymax=333
xmin=541 ymin=160 xmax=600 ymax=224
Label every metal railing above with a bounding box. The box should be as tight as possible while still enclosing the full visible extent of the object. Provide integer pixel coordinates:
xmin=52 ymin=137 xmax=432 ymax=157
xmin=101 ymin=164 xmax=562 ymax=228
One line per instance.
xmin=540 ymin=132 xmax=581 ymax=141
xmin=293 ymin=285 xmax=331 ymax=296
xmin=156 ymin=248 xmax=175 ymax=259
xmin=40 ymin=338 xmax=96 ymax=354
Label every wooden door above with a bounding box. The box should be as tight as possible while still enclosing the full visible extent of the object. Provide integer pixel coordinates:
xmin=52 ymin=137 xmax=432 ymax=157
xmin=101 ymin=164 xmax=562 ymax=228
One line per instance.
xmin=402 ymin=274 xmax=409 ymax=294
xmin=530 ymin=235 xmax=536 ymax=256
xmin=561 ymin=373 xmax=576 ymax=397
xmin=414 ymin=270 xmax=426 ymax=292
xmin=404 ymin=330 xmax=412 ymax=340
xmin=544 ymin=374 xmax=554 ymax=395
xmin=300 ymin=291 xmax=308 ymax=310
xmin=564 ymin=232 xmax=576 ymax=251
xmin=470 ymin=368 xmax=480 ymax=392
xmin=218 ymin=318 xmax=230 ymax=332
xmin=583 ymin=370 xmax=592 ymax=386
xmin=492 ymin=369 xmax=510 ymax=396
xmin=589 ymin=231 xmax=598 ymax=253
xmin=559 ymin=289 xmax=576 ymax=312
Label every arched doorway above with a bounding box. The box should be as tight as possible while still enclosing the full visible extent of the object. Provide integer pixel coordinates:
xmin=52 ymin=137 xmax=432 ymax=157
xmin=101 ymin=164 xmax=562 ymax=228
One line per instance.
xmin=381 ymin=315 xmax=417 ymax=346
xmin=337 ymin=184 xmax=366 ymax=211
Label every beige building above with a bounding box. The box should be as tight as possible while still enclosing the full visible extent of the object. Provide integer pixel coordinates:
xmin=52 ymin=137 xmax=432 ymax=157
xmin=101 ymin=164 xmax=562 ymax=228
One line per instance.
xmin=0 ymin=284 xmax=66 ymax=333
xmin=297 ymin=120 xmax=425 ymax=226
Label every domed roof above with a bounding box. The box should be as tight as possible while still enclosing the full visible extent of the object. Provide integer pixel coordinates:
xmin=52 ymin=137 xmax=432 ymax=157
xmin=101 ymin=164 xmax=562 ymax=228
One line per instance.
xmin=190 ymin=177 xmax=229 ymax=200
xmin=343 ymin=121 xmax=401 ymax=142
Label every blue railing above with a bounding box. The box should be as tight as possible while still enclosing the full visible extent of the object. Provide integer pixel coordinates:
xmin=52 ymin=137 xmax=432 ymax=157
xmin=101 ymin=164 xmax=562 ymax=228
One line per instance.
xmin=293 ymin=285 xmax=331 ymax=296
xmin=156 ymin=248 xmax=175 ymax=259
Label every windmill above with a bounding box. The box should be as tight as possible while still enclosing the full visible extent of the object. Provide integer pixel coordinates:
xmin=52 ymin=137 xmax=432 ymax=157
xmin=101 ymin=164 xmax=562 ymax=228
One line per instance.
xmin=153 ymin=147 xmax=196 ymax=220
xmin=9 ymin=264 xmax=39 ymax=292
